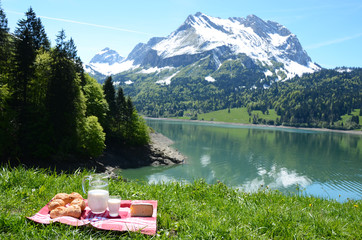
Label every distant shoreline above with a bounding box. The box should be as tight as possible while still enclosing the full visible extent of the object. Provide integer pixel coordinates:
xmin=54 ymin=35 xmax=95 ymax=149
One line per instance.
xmin=145 ymin=117 xmax=362 ymax=135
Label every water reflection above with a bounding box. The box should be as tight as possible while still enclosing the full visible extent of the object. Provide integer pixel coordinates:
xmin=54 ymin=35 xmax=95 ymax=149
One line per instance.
xmin=200 ymin=154 xmax=211 ymax=167
xmin=120 ymin=119 xmax=362 ymax=202
xmin=240 ymin=166 xmax=312 ymax=192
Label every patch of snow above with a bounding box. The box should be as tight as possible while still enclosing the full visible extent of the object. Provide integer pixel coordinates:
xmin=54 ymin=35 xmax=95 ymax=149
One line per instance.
xmin=263 ymin=84 xmax=270 ymax=89
xmin=138 ymin=66 xmax=174 ymax=74
xmin=336 ymin=68 xmax=352 ymax=73
xmin=205 ymin=76 xmax=216 ymax=82
xmin=97 ymin=48 xmax=110 ymax=55
xmin=268 ymin=33 xmax=289 ymax=47
xmin=125 ymin=80 xmax=133 ymax=85
xmin=264 ymin=70 xmax=273 ymax=77
xmin=156 ymin=71 xmax=179 ymax=85
xmin=86 ymin=60 xmax=138 ymax=76
xmin=283 ymin=60 xmax=317 ymax=79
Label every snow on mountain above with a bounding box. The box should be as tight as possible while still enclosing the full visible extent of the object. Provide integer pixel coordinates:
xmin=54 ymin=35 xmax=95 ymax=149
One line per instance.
xmin=86 ymin=13 xmax=320 ymax=81
xmin=149 ymin=12 xmax=319 ymax=77
xmin=84 ymin=48 xmax=129 ymax=76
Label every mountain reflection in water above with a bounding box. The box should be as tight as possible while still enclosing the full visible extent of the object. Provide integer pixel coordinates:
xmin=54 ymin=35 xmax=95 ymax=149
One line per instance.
xmin=119 ymin=119 xmax=362 ymax=202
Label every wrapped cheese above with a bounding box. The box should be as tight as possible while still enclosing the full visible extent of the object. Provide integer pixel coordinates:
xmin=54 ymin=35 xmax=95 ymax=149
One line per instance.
xmin=130 ymin=203 xmax=153 ymax=217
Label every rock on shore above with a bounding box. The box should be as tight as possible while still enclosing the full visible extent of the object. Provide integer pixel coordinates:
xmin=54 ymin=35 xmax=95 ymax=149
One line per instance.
xmin=9 ymin=132 xmax=185 ymax=174
xmin=94 ymin=132 xmax=186 ymax=172
xmin=148 ymin=132 xmax=186 ymax=166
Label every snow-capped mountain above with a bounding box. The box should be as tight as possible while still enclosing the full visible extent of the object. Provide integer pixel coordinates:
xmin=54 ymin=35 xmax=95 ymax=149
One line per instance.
xmin=84 ymin=48 xmax=124 ymax=76
xmin=87 ymin=13 xmax=320 ymax=82
xmin=125 ymin=13 xmax=318 ymax=77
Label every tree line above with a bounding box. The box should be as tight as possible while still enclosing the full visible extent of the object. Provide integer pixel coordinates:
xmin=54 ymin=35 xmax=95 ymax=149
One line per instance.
xmin=117 ymin=56 xmax=361 ymax=130
xmin=0 ymin=5 xmax=149 ymax=162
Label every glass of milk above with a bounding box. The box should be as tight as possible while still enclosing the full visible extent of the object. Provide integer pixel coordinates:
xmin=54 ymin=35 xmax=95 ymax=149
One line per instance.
xmin=108 ymin=196 xmax=121 ymax=217
xmin=82 ymin=173 xmax=109 ymax=214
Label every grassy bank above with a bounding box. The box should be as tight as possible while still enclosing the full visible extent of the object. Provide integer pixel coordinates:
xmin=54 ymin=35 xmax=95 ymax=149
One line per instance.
xmin=174 ymin=107 xmax=362 ymax=131
xmin=198 ymin=108 xmax=279 ymax=124
xmin=1 ymin=166 xmax=361 ymax=239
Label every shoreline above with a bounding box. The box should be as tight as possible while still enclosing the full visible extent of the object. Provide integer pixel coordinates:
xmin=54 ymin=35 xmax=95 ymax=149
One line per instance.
xmin=145 ymin=117 xmax=362 ymax=135
xmin=6 ymin=132 xmax=186 ymax=174
xmin=93 ymin=132 xmax=186 ymax=175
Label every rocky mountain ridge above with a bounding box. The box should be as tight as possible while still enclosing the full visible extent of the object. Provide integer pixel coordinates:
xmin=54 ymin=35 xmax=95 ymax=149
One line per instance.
xmin=85 ymin=12 xmax=320 ymax=83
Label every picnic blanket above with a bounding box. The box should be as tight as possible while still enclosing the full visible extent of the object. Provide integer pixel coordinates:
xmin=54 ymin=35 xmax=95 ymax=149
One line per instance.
xmin=27 ymin=200 xmax=157 ymax=235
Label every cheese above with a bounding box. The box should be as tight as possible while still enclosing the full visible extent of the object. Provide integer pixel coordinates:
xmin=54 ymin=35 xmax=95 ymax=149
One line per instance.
xmin=130 ymin=203 xmax=153 ymax=217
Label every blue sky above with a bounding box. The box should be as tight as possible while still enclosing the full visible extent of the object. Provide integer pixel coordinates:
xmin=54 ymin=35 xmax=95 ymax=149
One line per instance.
xmin=2 ymin=0 xmax=362 ymax=68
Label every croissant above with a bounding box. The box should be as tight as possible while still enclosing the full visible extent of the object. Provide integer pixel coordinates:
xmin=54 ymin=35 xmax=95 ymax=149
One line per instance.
xmin=49 ymin=192 xmax=85 ymax=219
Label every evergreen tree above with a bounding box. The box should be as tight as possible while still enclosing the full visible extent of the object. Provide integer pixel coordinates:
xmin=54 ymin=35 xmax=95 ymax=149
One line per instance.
xmin=115 ymin=87 xmax=126 ymax=128
xmin=46 ymin=30 xmax=83 ymax=154
xmin=103 ymin=76 xmax=117 ymax=116
xmin=0 ymin=2 xmax=10 ymax=80
xmin=9 ymin=7 xmax=50 ymax=157
xmin=102 ymin=76 xmax=117 ymax=133
xmin=0 ymin=2 xmax=9 ymax=63
xmin=0 ymin=3 xmax=13 ymax=158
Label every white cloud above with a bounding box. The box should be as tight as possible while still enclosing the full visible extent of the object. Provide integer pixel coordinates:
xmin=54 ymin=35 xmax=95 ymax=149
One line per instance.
xmin=7 ymin=10 xmax=151 ymax=35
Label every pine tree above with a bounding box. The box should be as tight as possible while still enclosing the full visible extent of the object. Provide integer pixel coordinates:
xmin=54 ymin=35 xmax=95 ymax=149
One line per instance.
xmin=103 ymin=76 xmax=116 ymax=116
xmin=102 ymin=76 xmax=117 ymax=133
xmin=115 ymin=87 xmax=126 ymax=127
xmin=0 ymin=2 xmax=9 ymax=76
xmin=0 ymin=2 xmax=9 ymax=48
xmin=11 ymin=7 xmax=50 ymax=107
xmin=9 ymin=7 xmax=50 ymax=157
xmin=46 ymin=30 xmax=83 ymax=154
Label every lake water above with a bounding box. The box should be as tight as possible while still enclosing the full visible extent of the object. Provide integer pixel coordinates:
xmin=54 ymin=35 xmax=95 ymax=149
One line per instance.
xmin=121 ymin=119 xmax=362 ymax=202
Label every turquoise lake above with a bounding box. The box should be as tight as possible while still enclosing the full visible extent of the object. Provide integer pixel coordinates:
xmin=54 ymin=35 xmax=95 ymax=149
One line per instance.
xmin=121 ymin=119 xmax=362 ymax=202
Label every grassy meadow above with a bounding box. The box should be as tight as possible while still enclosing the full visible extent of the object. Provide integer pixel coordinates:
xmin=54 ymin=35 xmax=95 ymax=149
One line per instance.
xmin=197 ymin=107 xmax=278 ymax=124
xmin=0 ymin=166 xmax=361 ymax=239
xmin=173 ymin=107 xmax=362 ymax=131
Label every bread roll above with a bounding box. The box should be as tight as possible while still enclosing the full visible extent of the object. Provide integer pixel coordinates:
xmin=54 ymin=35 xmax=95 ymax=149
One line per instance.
xmin=65 ymin=205 xmax=82 ymax=218
xmin=70 ymin=198 xmax=86 ymax=211
xmin=69 ymin=192 xmax=83 ymax=201
xmin=48 ymin=199 xmax=65 ymax=211
xmin=49 ymin=192 xmax=85 ymax=219
xmin=53 ymin=193 xmax=71 ymax=204
xmin=50 ymin=206 xmax=67 ymax=219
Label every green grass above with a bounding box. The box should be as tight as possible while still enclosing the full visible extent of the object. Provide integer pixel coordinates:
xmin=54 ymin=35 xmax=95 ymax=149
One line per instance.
xmin=1 ymin=166 xmax=361 ymax=239
xmin=197 ymin=107 xmax=278 ymax=124
xmin=340 ymin=109 xmax=362 ymax=130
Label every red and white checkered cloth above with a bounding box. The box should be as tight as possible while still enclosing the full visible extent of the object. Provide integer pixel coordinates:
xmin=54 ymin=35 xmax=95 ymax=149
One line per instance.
xmin=27 ymin=200 xmax=157 ymax=235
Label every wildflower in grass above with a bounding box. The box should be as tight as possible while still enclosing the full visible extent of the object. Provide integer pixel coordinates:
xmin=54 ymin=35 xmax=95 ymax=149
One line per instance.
xmin=309 ymin=204 xmax=312 ymax=207
xmin=354 ymin=205 xmax=358 ymax=208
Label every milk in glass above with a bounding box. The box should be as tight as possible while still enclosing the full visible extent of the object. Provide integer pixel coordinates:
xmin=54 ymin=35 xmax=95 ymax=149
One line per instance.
xmin=108 ymin=196 xmax=121 ymax=217
xmin=87 ymin=189 xmax=109 ymax=214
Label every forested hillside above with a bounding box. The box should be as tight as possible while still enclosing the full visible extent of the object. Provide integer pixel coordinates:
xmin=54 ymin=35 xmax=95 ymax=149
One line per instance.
xmin=116 ymin=62 xmax=361 ymax=130
xmin=0 ymin=6 xmax=149 ymax=162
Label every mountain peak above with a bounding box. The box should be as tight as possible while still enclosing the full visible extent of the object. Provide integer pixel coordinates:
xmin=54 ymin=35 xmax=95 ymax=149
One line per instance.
xmin=87 ymin=13 xmax=320 ymax=80
xmin=89 ymin=48 xmax=124 ymax=64
xmin=85 ymin=48 xmax=125 ymax=76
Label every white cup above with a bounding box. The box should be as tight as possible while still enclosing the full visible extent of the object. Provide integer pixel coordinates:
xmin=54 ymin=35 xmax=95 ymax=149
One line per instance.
xmin=108 ymin=196 xmax=121 ymax=217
